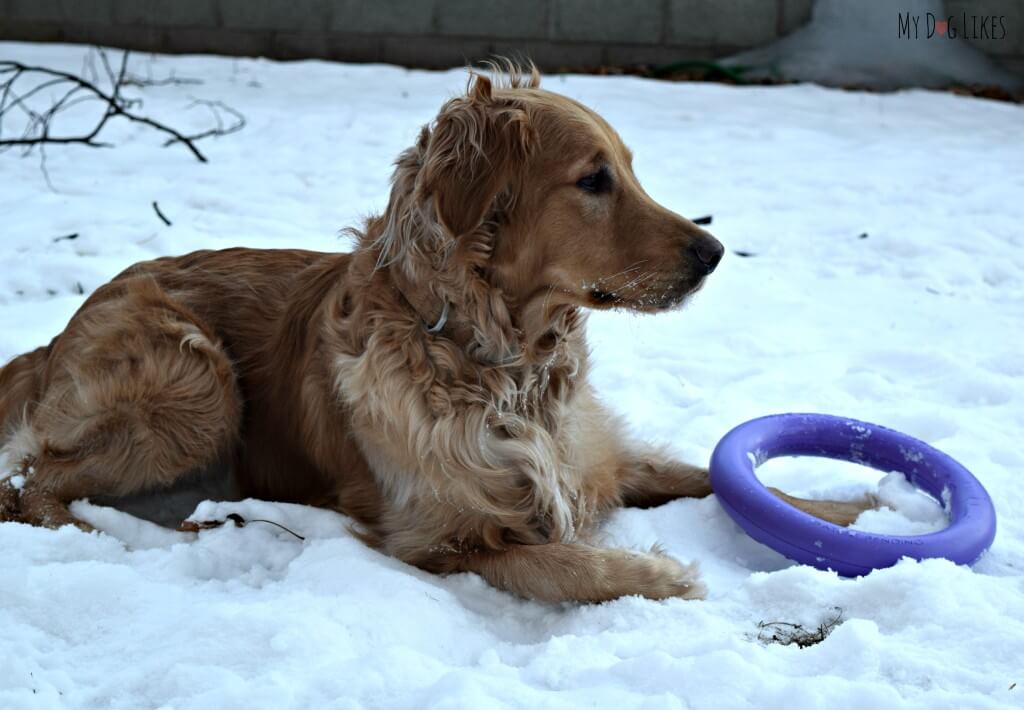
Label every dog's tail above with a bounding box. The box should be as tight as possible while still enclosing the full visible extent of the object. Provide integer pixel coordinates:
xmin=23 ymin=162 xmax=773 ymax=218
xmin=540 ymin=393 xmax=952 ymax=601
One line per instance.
xmin=0 ymin=345 xmax=47 ymax=520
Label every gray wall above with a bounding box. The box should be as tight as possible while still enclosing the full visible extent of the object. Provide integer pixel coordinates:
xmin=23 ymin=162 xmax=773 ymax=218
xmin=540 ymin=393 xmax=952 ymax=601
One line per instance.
xmin=1 ymin=0 xmax=1022 ymax=77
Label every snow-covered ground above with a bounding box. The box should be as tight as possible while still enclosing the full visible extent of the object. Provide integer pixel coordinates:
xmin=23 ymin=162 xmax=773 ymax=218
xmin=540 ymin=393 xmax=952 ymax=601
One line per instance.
xmin=1 ymin=42 xmax=1022 ymax=709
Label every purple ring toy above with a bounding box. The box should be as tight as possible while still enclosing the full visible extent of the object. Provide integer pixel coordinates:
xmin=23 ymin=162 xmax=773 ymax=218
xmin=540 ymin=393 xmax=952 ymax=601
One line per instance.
xmin=709 ymin=413 xmax=996 ymax=577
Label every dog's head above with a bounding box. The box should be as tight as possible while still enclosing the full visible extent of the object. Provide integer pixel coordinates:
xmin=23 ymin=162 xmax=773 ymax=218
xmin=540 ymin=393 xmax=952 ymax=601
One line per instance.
xmin=374 ymin=63 xmax=723 ymax=358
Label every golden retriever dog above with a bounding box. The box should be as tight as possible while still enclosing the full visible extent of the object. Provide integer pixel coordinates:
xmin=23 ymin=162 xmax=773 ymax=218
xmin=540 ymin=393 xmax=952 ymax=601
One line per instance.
xmin=0 ymin=64 xmax=872 ymax=602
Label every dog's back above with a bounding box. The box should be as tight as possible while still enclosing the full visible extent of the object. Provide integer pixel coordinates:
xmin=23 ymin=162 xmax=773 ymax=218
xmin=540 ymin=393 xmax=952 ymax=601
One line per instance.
xmin=0 ymin=248 xmax=370 ymax=523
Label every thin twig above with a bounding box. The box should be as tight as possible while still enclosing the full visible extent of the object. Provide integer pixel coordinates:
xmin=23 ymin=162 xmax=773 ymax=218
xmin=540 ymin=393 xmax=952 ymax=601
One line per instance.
xmin=152 ymin=201 xmax=172 ymax=226
xmin=178 ymin=513 xmax=306 ymax=541
xmin=171 ymin=98 xmax=246 ymax=145
xmin=123 ymin=72 xmax=203 ymax=88
xmin=235 ymin=516 xmax=307 ymax=541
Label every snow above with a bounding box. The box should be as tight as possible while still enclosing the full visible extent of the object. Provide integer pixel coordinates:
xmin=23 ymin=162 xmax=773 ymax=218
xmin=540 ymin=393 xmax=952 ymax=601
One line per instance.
xmin=2 ymin=42 xmax=1023 ymax=709
xmin=851 ymin=472 xmax=948 ymax=535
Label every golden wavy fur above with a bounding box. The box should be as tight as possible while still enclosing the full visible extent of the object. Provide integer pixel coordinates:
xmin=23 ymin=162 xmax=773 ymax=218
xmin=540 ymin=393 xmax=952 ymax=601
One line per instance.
xmin=0 ymin=62 xmax=874 ymax=602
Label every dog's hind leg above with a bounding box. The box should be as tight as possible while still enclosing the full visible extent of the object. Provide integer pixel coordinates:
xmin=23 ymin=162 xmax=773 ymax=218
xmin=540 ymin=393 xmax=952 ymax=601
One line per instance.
xmin=0 ymin=478 xmax=18 ymax=521
xmin=0 ymin=345 xmax=47 ymax=444
xmin=15 ymin=278 xmax=242 ymax=530
xmin=0 ymin=345 xmax=50 ymax=523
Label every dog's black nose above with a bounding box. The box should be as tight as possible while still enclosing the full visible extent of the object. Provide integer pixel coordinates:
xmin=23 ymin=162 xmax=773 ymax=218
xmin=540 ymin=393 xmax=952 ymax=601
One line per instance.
xmin=690 ymin=235 xmax=724 ymax=274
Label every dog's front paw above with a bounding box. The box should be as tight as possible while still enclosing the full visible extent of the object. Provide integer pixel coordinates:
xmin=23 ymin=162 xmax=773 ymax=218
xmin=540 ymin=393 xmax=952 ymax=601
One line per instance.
xmin=607 ymin=548 xmax=706 ymax=601
xmin=770 ymin=487 xmax=881 ymax=527
xmin=645 ymin=551 xmax=707 ymax=600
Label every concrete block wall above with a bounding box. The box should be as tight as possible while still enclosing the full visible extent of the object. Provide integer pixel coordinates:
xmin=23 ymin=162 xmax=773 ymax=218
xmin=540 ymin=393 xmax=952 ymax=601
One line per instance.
xmin=946 ymin=0 xmax=1024 ymax=74
xmin=1 ymin=0 xmax=1022 ymax=78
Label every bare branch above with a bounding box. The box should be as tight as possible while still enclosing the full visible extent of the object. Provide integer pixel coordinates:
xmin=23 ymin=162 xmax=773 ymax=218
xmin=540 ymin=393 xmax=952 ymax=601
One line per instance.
xmin=0 ymin=48 xmax=245 ymax=167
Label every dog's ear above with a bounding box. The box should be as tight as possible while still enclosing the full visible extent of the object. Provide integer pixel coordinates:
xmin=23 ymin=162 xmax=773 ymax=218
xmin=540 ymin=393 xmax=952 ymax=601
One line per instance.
xmin=418 ymin=74 xmax=533 ymax=238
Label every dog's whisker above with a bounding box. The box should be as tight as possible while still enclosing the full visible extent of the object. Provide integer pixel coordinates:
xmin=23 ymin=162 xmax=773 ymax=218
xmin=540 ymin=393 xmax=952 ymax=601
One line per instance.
xmin=616 ymin=270 xmax=656 ymax=296
xmin=594 ymin=260 xmax=649 ymax=286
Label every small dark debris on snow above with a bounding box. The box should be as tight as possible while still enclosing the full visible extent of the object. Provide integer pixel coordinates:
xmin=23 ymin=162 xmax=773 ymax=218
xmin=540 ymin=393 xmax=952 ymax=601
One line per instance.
xmin=756 ymin=607 xmax=844 ymax=649
xmin=692 ymin=215 xmax=713 ymax=226
xmin=74 ymin=282 xmax=85 ymax=295
xmin=52 ymin=233 xmax=79 ymax=242
xmin=858 ymin=232 xmax=869 ymax=239
xmin=733 ymin=250 xmax=756 ymax=258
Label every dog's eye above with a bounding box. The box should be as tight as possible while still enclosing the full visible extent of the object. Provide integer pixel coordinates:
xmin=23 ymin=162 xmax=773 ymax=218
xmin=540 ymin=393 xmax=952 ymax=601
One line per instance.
xmin=576 ymin=167 xmax=611 ymax=194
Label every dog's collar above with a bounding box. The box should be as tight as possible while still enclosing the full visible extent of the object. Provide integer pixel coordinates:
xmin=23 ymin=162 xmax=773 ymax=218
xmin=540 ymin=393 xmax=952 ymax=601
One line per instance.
xmin=425 ymin=301 xmax=450 ymax=334
xmin=390 ymin=271 xmax=455 ymax=338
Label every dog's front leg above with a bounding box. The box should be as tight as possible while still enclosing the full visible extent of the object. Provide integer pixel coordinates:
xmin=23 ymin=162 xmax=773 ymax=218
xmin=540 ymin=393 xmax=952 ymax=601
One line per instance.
xmin=459 ymin=542 xmax=705 ymax=603
xmin=573 ymin=391 xmax=714 ymax=510
xmin=615 ymin=452 xmax=713 ymax=509
xmin=768 ymin=488 xmax=880 ymax=527
xmin=617 ymin=450 xmax=878 ymax=527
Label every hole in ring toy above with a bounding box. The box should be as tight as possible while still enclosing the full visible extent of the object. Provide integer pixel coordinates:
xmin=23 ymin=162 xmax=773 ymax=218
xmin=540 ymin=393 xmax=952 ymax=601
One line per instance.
xmin=709 ymin=413 xmax=997 ymax=577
